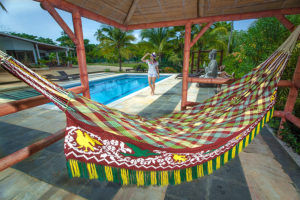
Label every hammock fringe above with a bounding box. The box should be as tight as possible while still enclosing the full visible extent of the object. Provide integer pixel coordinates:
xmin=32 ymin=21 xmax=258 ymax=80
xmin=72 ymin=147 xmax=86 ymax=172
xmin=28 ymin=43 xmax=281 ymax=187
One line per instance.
xmin=66 ymin=107 xmax=274 ymax=186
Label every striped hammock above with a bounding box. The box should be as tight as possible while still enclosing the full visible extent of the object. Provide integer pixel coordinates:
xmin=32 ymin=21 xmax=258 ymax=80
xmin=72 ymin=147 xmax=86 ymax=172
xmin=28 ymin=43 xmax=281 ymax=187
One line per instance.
xmin=0 ymin=26 xmax=299 ymax=186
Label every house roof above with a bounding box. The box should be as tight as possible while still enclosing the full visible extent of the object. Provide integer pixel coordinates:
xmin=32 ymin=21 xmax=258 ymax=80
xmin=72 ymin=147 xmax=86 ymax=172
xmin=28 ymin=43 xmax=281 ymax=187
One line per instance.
xmin=36 ymin=0 xmax=300 ymax=30
xmin=0 ymin=32 xmax=72 ymax=51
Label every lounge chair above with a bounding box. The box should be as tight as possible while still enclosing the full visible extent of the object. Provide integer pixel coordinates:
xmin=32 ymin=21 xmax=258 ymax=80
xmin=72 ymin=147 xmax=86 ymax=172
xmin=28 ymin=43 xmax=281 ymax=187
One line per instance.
xmin=125 ymin=68 xmax=135 ymax=72
xmin=57 ymin=71 xmax=80 ymax=80
xmin=43 ymin=74 xmax=70 ymax=81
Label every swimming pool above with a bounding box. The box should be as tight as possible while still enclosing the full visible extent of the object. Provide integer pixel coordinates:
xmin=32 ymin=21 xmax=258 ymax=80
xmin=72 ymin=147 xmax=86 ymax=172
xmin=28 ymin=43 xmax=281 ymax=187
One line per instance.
xmin=65 ymin=74 xmax=170 ymax=104
xmin=0 ymin=74 xmax=170 ymax=104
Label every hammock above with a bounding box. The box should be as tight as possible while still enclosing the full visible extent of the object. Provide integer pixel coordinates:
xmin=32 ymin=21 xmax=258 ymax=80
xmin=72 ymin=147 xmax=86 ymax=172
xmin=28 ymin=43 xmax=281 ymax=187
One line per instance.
xmin=0 ymin=26 xmax=299 ymax=186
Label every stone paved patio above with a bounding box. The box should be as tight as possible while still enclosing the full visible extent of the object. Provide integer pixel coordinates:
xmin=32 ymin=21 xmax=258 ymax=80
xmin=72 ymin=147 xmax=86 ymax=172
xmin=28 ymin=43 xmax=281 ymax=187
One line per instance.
xmin=0 ymin=75 xmax=299 ymax=200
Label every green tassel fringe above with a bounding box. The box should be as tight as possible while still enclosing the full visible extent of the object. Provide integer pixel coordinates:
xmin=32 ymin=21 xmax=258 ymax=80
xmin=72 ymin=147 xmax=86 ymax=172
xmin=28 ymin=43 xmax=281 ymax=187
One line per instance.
xmin=66 ymin=107 xmax=274 ymax=186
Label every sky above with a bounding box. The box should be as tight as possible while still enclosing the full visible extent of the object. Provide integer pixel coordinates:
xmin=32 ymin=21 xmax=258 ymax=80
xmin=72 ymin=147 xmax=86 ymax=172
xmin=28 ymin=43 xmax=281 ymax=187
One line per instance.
xmin=0 ymin=0 xmax=256 ymax=45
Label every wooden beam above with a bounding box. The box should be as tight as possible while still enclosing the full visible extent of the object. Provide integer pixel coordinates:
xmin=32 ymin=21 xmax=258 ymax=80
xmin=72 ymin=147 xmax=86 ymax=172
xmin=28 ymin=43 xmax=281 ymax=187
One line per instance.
xmin=0 ymin=129 xmax=65 ymax=171
xmin=190 ymin=22 xmax=214 ymax=48
xmin=186 ymin=101 xmax=200 ymax=107
xmin=72 ymin=10 xmax=90 ymax=98
xmin=278 ymin=80 xmax=293 ymax=87
xmin=35 ymin=0 xmax=126 ymax=30
xmin=41 ymin=1 xmax=78 ymax=45
xmin=127 ymin=7 xmax=300 ymax=30
xmin=274 ymin=111 xmax=300 ymax=129
xmin=285 ymin=113 xmax=300 ymax=128
xmin=276 ymin=15 xmax=295 ymax=32
xmin=181 ymin=22 xmax=192 ymax=110
xmin=0 ymin=86 xmax=85 ymax=117
xmin=274 ymin=110 xmax=285 ymax=118
xmin=188 ymin=77 xmax=235 ymax=84
xmin=124 ymin=0 xmax=140 ymax=25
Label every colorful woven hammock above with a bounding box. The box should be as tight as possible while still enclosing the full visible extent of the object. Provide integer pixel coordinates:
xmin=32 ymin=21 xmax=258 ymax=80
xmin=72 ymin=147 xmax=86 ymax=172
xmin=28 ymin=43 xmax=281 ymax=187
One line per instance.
xmin=0 ymin=26 xmax=299 ymax=186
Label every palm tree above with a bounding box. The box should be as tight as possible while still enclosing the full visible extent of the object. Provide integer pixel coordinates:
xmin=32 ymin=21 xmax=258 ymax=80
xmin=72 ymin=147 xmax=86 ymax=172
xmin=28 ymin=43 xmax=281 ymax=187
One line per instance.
xmin=194 ymin=23 xmax=228 ymax=51
xmin=95 ymin=26 xmax=135 ymax=72
xmin=0 ymin=1 xmax=7 ymax=12
xmin=227 ymin=21 xmax=234 ymax=54
xmin=140 ymin=27 xmax=175 ymax=62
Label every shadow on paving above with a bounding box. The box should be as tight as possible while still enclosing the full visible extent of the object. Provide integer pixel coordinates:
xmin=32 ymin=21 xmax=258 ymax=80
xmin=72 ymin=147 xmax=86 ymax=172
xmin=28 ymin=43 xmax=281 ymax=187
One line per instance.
xmin=0 ymin=121 xmax=121 ymax=200
xmin=164 ymin=157 xmax=252 ymax=200
xmin=196 ymin=86 xmax=217 ymax=103
xmin=138 ymin=81 xmax=190 ymax=118
xmin=260 ymin=128 xmax=300 ymax=191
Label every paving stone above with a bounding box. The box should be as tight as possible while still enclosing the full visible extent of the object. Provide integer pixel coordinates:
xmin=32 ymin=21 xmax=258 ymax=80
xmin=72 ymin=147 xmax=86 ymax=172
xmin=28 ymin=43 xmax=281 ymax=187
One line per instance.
xmin=212 ymin=157 xmax=249 ymax=187
xmin=165 ymin=177 xmax=208 ymax=200
xmin=208 ymin=177 xmax=251 ymax=200
xmin=79 ymin=180 xmax=121 ymax=200
xmin=239 ymin=128 xmax=300 ymax=200
xmin=260 ymin=129 xmax=300 ymax=193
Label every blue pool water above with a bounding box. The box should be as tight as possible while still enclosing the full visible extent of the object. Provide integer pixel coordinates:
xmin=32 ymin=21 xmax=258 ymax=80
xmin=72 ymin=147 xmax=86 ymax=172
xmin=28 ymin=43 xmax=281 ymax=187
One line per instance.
xmin=65 ymin=74 xmax=170 ymax=104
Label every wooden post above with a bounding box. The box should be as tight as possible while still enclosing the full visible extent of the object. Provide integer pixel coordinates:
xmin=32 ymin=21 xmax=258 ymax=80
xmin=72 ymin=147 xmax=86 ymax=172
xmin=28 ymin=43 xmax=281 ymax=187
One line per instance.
xmin=197 ymin=50 xmax=201 ymax=72
xmin=181 ymin=22 xmax=192 ymax=110
xmin=72 ymin=10 xmax=90 ymax=98
xmin=278 ymin=55 xmax=300 ymax=136
xmin=191 ymin=51 xmax=194 ymax=73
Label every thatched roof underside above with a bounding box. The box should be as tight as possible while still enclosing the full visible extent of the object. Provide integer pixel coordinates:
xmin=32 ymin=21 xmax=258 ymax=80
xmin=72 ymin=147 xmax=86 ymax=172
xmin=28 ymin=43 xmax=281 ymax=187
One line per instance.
xmin=66 ymin=0 xmax=300 ymax=26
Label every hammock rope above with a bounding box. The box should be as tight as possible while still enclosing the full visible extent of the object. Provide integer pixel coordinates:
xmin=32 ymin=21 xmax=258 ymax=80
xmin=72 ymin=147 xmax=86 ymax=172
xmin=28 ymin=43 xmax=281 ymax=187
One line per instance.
xmin=0 ymin=26 xmax=299 ymax=186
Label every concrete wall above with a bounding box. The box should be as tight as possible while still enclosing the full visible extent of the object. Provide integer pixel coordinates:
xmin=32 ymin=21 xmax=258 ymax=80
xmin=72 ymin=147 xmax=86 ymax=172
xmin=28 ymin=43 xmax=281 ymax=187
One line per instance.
xmin=0 ymin=37 xmax=38 ymax=63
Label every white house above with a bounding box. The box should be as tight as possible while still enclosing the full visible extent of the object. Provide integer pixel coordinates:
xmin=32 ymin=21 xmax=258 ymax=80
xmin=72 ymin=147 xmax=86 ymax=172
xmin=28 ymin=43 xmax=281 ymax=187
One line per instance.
xmin=0 ymin=32 xmax=72 ymax=66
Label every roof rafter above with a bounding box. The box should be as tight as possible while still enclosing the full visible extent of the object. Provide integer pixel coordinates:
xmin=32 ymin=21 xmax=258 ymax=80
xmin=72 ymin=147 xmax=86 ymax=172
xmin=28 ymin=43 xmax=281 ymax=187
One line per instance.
xmin=41 ymin=0 xmax=78 ymax=45
xmin=276 ymin=15 xmax=295 ymax=31
xmin=124 ymin=0 xmax=140 ymax=25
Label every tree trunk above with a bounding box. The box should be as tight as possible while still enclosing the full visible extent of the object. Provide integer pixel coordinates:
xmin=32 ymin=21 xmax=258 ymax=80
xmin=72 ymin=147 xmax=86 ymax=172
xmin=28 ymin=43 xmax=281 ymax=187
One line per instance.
xmin=227 ymin=21 xmax=233 ymax=55
xmin=118 ymin=50 xmax=122 ymax=72
xmin=159 ymin=52 xmax=162 ymax=63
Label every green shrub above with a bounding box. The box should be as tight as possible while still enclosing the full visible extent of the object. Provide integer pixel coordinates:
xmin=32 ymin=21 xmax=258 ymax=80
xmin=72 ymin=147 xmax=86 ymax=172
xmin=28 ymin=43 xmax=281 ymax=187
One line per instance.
xmin=104 ymin=68 xmax=110 ymax=72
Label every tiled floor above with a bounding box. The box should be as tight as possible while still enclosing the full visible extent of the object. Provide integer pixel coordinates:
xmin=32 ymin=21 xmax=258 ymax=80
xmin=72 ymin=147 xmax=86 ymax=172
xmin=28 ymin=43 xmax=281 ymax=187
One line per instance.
xmin=0 ymin=75 xmax=299 ymax=200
